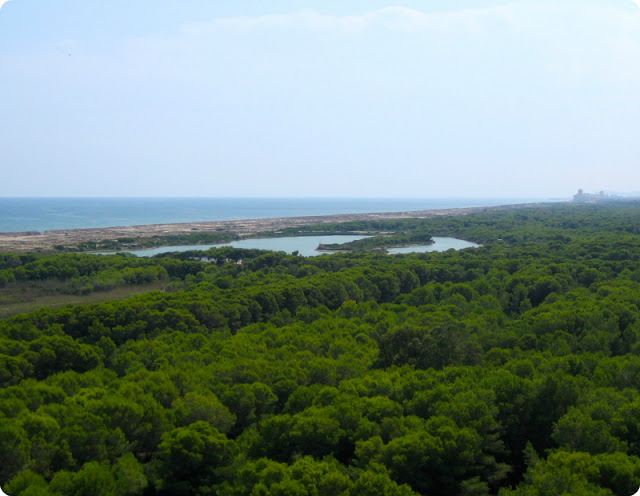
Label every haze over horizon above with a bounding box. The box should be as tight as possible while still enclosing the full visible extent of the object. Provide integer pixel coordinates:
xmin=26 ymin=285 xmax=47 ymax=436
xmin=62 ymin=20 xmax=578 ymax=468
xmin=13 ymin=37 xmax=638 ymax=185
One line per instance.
xmin=1 ymin=0 xmax=639 ymax=198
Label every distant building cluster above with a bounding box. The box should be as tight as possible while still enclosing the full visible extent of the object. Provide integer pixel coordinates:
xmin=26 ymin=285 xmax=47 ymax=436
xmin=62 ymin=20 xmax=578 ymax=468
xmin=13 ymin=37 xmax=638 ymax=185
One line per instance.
xmin=573 ymin=189 xmax=610 ymax=203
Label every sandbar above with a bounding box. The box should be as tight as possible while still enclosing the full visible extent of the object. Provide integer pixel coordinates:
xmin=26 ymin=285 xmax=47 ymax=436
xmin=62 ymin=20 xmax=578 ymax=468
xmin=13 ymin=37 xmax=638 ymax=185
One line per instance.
xmin=0 ymin=203 xmax=545 ymax=253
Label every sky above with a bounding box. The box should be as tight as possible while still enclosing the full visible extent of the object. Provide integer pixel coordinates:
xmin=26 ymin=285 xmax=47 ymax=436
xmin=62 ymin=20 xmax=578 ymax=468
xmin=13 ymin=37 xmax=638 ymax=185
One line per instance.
xmin=1 ymin=0 xmax=639 ymax=198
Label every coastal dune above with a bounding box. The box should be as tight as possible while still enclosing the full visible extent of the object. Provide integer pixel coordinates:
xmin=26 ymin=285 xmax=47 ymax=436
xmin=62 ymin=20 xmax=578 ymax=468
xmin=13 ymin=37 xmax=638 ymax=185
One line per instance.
xmin=0 ymin=203 xmax=540 ymax=253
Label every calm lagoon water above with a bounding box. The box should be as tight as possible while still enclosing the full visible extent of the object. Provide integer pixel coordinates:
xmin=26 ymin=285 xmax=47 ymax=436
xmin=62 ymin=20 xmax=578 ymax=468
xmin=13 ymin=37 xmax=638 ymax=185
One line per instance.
xmin=101 ymin=236 xmax=479 ymax=258
xmin=388 ymin=237 xmax=480 ymax=254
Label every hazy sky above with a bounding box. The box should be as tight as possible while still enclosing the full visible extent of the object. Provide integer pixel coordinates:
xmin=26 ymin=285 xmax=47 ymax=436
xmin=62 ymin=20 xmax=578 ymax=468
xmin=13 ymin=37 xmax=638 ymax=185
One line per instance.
xmin=1 ymin=0 xmax=639 ymax=198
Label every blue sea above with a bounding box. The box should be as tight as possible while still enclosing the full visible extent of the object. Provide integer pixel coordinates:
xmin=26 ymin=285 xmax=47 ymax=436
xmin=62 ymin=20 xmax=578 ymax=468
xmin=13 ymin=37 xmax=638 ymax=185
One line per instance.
xmin=0 ymin=197 xmax=554 ymax=233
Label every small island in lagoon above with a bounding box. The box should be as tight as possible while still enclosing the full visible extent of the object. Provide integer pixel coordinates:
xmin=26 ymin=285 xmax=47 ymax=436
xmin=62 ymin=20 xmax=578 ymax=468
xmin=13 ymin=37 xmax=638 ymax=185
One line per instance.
xmin=317 ymin=231 xmax=435 ymax=253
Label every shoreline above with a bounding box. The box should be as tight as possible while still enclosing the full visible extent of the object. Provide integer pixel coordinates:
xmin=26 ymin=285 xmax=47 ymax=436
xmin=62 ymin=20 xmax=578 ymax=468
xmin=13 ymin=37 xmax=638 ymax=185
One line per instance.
xmin=0 ymin=202 xmax=549 ymax=253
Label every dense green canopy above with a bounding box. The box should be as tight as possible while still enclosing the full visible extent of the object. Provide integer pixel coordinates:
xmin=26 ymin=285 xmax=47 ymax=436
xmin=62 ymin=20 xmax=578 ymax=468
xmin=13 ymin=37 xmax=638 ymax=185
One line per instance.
xmin=2 ymin=202 xmax=640 ymax=495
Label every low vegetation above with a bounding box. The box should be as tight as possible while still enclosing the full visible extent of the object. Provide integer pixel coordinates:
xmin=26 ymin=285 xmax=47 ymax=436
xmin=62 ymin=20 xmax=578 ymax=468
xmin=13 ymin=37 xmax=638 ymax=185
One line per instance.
xmin=318 ymin=231 xmax=434 ymax=252
xmin=65 ymin=231 xmax=237 ymax=253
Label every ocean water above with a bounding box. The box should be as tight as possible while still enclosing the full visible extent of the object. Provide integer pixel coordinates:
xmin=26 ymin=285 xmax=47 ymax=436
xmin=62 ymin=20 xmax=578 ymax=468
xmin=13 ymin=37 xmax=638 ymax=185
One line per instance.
xmin=0 ymin=197 xmax=550 ymax=233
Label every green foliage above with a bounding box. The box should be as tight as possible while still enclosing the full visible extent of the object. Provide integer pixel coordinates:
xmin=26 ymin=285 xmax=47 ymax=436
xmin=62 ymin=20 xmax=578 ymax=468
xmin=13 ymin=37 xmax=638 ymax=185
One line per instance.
xmin=318 ymin=231 xmax=434 ymax=253
xmin=157 ymin=421 xmax=236 ymax=493
xmin=3 ymin=203 xmax=640 ymax=495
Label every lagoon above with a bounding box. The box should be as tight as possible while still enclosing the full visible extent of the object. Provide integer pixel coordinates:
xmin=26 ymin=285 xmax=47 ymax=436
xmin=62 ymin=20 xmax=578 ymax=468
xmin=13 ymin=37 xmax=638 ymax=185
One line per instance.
xmin=101 ymin=235 xmax=479 ymax=258
xmin=387 ymin=237 xmax=480 ymax=254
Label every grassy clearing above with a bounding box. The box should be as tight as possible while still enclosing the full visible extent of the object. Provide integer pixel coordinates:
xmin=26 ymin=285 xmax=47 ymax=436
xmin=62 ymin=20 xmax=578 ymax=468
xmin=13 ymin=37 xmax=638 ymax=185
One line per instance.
xmin=0 ymin=281 xmax=168 ymax=318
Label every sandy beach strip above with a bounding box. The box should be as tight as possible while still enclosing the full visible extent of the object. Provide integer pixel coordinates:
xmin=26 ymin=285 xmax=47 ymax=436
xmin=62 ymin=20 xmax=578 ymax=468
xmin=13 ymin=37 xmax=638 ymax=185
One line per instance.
xmin=0 ymin=203 xmax=544 ymax=253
